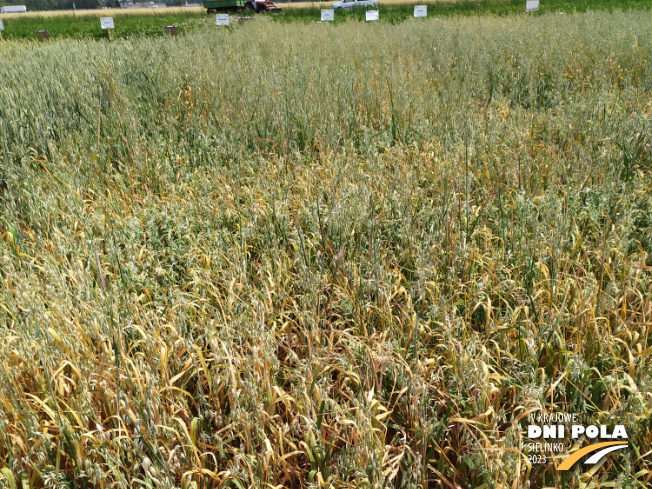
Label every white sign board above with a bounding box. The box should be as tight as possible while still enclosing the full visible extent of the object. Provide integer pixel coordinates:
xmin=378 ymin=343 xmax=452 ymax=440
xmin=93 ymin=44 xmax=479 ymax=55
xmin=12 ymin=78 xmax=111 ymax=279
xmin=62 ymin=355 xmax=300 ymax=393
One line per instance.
xmin=100 ymin=17 xmax=114 ymax=29
xmin=0 ymin=20 xmax=4 ymax=31
xmin=216 ymin=14 xmax=229 ymax=25
xmin=321 ymin=9 xmax=334 ymax=21
xmin=526 ymin=0 xmax=539 ymax=12
xmin=366 ymin=10 xmax=378 ymax=21
xmin=414 ymin=5 xmax=427 ymax=17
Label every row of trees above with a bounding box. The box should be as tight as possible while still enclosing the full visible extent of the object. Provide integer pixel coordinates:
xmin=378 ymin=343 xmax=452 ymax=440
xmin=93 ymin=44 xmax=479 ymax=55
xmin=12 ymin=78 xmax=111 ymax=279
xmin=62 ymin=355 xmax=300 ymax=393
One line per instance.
xmin=18 ymin=0 xmax=185 ymax=11
xmin=20 ymin=0 xmax=113 ymax=9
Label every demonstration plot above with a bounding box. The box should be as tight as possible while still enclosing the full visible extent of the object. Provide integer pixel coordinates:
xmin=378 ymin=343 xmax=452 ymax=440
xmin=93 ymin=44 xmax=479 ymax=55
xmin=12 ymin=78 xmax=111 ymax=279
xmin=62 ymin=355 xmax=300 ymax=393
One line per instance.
xmin=0 ymin=4 xmax=650 ymax=489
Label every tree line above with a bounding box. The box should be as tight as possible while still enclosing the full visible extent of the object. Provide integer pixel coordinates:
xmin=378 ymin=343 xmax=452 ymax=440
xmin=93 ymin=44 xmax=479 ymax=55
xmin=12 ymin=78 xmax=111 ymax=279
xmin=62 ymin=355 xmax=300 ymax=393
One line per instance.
xmin=10 ymin=0 xmax=183 ymax=11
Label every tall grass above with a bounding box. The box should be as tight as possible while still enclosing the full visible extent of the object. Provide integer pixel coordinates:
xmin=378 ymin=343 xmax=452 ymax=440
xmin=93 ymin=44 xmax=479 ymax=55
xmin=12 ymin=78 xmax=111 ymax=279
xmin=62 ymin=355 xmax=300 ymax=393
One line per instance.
xmin=0 ymin=10 xmax=651 ymax=488
xmin=3 ymin=0 xmax=652 ymax=41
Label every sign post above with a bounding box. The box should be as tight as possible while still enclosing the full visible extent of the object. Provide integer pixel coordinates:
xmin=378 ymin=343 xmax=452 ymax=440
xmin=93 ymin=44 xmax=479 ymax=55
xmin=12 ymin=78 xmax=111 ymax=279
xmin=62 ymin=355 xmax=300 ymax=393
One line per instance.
xmin=216 ymin=14 xmax=229 ymax=26
xmin=526 ymin=0 xmax=539 ymax=12
xmin=414 ymin=5 xmax=426 ymax=17
xmin=321 ymin=9 xmax=334 ymax=21
xmin=100 ymin=17 xmax=115 ymax=40
xmin=366 ymin=10 xmax=378 ymax=21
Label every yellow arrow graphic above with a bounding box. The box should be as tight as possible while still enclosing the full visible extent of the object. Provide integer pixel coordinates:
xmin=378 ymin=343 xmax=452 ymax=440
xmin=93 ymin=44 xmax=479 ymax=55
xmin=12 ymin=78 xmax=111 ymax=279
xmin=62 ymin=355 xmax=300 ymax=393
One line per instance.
xmin=557 ymin=441 xmax=628 ymax=471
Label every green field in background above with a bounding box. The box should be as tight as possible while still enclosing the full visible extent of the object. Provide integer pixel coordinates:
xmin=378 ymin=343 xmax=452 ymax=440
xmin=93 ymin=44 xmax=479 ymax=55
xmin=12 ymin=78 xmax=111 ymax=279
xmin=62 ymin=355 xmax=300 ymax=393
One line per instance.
xmin=0 ymin=11 xmax=206 ymax=40
xmin=276 ymin=0 xmax=652 ymax=23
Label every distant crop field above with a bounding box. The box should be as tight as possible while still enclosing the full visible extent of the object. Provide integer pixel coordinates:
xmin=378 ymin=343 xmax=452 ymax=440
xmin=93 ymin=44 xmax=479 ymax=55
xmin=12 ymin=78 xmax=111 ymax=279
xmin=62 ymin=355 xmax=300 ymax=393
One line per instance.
xmin=0 ymin=6 xmax=651 ymax=489
xmin=0 ymin=0 xmax=474 ymax=18
xmin=276 ymin=0 xmax=652 ymax=23
xmin=0 ymin=11 xmax=209 ymax=40
xmin=0 ymin=6 xmax=204 ymax=17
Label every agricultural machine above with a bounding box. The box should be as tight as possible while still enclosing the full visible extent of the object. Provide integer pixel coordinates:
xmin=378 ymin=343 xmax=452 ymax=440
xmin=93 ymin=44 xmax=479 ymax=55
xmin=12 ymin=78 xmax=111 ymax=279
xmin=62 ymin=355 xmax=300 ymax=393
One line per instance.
xmin=204 ymin=0 xmax=281 ymax=13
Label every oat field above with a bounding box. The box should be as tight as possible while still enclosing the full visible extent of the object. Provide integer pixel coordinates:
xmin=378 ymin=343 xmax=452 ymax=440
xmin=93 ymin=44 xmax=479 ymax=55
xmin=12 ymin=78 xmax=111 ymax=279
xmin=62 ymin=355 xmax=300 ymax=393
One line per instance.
xmin=0 ymin=9 xmax=651 ymax=489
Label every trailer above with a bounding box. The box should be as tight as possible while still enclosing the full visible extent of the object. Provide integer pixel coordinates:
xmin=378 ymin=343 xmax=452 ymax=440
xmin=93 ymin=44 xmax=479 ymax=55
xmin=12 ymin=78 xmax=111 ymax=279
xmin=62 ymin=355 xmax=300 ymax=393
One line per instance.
xmin=204 ymin=0 xmax=245 ymax=12
xmin=204 ymin=0 xmax=280 ymax=13
xmin=0 ymin=5 xmax=27 ymax=13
